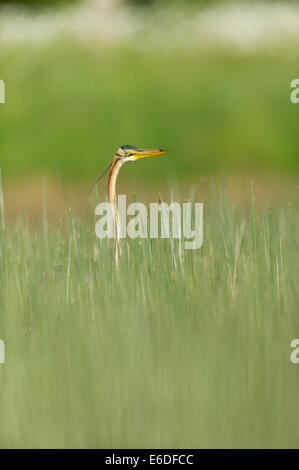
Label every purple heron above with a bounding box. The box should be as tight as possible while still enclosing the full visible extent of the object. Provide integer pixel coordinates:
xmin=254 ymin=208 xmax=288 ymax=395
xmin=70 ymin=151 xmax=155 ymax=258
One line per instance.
xmin=89 ymin=145 xmax=168 ymax=205
xmin=89 ymin=145 xmax=168 ymax=242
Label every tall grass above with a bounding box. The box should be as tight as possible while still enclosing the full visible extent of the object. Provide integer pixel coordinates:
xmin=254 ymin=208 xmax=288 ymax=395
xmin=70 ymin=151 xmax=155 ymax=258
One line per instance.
xmin=0 ymin=182 xmax=298 ymax=448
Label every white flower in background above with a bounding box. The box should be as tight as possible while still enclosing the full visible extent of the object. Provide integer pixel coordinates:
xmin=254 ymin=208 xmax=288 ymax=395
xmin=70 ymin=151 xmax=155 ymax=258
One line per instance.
xmin=0 ymin=1 xmax=299 ymax=56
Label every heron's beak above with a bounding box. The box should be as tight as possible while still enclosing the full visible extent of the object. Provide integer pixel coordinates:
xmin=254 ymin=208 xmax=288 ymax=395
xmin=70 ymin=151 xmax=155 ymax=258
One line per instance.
xmin=132 ymin=148 xmax=168 ymax=159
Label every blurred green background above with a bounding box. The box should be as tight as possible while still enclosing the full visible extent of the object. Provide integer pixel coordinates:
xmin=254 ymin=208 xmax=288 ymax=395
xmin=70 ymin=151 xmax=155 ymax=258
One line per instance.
xmin=0 ymin=0 xmax=298 ymax=187
xmin=1 ymin=46 xmax=298 ymax=183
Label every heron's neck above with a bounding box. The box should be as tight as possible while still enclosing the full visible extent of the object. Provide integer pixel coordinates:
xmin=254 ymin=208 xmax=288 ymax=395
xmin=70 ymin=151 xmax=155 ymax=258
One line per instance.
xmin=108 ymin=157 xmax=125 ymax=206
xmin=107 ymin=156 xmax=136 ymax=239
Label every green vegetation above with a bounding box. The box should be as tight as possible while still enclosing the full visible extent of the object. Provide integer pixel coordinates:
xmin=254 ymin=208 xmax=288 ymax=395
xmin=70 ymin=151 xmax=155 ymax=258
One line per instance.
xmin=0 ymin=183 xmax=298 ymax=448
xmin=1 ymin=4 xmax=299 ymax=448
xmin=1 ymin=43 xmax=299 ymax=184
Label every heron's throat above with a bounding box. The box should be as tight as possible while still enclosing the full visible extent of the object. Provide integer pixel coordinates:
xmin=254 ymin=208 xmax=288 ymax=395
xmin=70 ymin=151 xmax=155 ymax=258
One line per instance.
xmin=108 ymin=156 xmax=125 ymax=206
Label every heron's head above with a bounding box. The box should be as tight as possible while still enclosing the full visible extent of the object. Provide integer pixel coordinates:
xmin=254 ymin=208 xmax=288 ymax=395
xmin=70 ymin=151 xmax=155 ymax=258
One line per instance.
xmin=115 ymin=145 xmax=168 ymax=162
xmin=88 ymin=145 xmax=168 ymax=195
